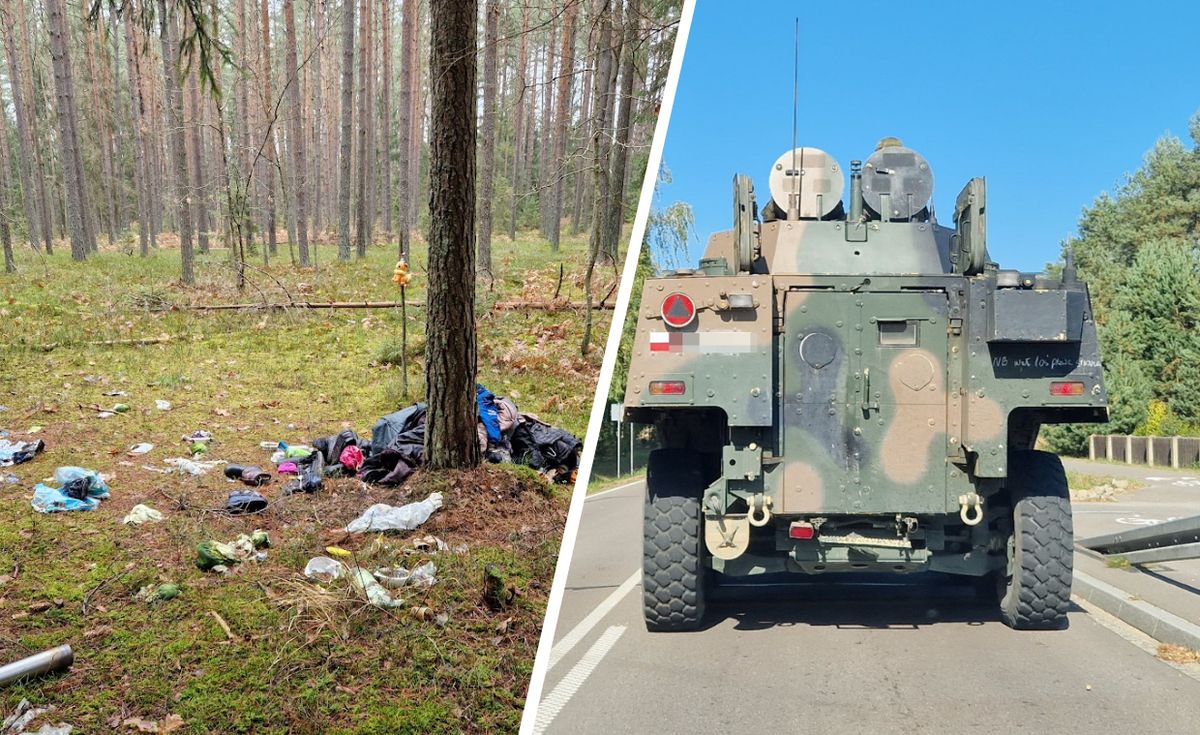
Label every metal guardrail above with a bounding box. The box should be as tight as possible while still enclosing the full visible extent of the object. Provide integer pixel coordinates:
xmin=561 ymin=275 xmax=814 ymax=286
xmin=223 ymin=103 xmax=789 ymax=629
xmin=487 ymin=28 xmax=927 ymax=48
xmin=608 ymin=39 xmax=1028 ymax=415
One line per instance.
xmin=1080 ymin=515 xmax=1200 ymax=565
xmin=1088 ymin=434 xmax=1200 ymax=468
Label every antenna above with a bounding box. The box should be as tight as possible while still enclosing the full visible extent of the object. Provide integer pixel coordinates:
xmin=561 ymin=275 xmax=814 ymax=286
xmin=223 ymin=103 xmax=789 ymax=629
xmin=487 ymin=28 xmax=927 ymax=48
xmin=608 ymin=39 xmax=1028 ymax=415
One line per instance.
xmin=789 ymin=18 xmax=801 ymax=220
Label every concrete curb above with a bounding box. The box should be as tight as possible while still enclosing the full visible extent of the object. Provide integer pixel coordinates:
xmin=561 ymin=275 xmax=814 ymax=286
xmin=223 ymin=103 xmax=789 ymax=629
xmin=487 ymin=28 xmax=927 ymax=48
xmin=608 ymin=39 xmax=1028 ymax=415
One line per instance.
xmin=1073 ymin=569 xmax=1200 ymax=651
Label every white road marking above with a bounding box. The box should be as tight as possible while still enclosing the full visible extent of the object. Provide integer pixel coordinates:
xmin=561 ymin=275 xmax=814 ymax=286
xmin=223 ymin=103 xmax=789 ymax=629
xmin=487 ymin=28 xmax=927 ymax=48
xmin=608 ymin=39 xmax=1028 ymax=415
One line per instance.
xmin=534 ymin=626 xmax=627 ymax=735
xmin=548 ymin=569 xmax=640 ymax=670
xmin=586 ymin=478 xmax=645 ymax=501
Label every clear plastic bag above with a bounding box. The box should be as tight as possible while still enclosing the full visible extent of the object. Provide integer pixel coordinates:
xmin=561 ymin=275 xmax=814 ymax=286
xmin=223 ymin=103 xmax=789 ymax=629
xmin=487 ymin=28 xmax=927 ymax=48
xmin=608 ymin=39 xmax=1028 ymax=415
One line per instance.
xmin=345 ymin=492 xmax=444 ymax=533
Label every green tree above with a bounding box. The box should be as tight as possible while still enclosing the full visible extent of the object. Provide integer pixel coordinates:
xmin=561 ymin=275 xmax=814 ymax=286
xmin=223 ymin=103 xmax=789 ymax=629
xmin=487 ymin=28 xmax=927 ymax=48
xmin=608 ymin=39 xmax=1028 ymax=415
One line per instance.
xmin=1044 ymin=112 xmax=1200 ymax=453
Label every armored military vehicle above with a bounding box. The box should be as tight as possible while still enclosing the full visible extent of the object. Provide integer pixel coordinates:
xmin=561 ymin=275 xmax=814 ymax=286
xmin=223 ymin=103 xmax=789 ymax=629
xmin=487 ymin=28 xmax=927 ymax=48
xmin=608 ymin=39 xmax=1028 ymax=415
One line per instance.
xmin=626 ymin=139 xmax=1107 ymax=631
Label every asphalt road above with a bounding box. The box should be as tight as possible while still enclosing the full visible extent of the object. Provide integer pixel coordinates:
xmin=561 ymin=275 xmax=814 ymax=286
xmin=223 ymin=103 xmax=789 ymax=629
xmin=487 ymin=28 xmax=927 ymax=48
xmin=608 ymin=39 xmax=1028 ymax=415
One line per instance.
xmin=534 ymin=460 xmax=1200 ymax=734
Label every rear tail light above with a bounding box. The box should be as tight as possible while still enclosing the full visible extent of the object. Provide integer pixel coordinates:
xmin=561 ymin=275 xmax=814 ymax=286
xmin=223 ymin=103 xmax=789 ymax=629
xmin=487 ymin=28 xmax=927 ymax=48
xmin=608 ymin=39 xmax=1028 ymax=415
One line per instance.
xmin=661 ymin=292 xmax=697 ymax=328
xmin=1050 ymin=381 xmax=1085 ymax=397
xmin=789 ymin=521 xmax=816 ymax=540
xmin=649 ymin=380 xmax=686 ymax=396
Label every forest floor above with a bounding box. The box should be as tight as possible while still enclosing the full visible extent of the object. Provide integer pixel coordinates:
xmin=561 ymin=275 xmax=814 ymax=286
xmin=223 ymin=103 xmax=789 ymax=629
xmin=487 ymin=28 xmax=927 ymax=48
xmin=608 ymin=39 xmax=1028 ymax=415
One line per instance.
xmin=0 ymin=230 xmax=618 ymax=733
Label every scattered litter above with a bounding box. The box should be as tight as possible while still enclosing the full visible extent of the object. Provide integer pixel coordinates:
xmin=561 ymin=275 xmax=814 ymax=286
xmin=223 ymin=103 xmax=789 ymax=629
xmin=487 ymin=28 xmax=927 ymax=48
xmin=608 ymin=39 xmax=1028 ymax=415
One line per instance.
xmin=339 ymin=445 xmax=364 ymax=471
xmin=0 ymin=645 xmax=75 ymax=690
xmin=372 ymin=561 xmax=437 ymax=590
xmin=2 ymin=473 xmax=18 ymax=485
xmin=135 ymin=583 xmax=180 ymax=603
xmin=164 ymin=458 xmax=225 ymax=475
xmin=410 ymin=606 xmax=433 ymax=621
xmin=303 ymin=556 xmax=346 ymax=581
xmin=277 ymin=461 xmax=298 ymax=474
xmin=434 ymin=612 xmax=449 ymax=626
xmin=345 ymin=492 xmax=444 ymax=533
xmin=223 ymin=465 xmax=271 ymax=486
xmin=102 ymin=390 xmax=127 ymax=397
xmin=411 ymin=535 xmax=449 ymax=553
xmin=189 ymin=442 xmax=207 ymax=456
xmin=350 ymin=568 xmax=404 ymax=609
xmin=0 ymin=405 xmax=7 ymax=411
xmin=259 ymin=441 xmax=281 ymax=451
xmin=0 ymin=439 xmax=45 ymax=467
xmin=31 ymin=467 xmax=110 ymax=513
xmin=225 ymin=490 xmax=267 ymax=514
xmin=122 ymin=504 xmax=163 ymax=525
xmin=121 ymin=714 xmax=184 ymax=733
xmin=154 ymin=400 xmax=172 ymax=411
xmin=2 ymin=699 xmax=71 ymax=734
xmin=195 ymin=530 xmax=270 ymax=571
xmin=280 ymin=443 xmax=314 ymax=459
xmin=182 ymin=430 xmax=213 ymax=444
xmin=127 ymin=443 xmax=154 ymax=456
xmin=96 ymin=412 xmax=115 ymax=419
xmin=112 ymin=403 xmax=130 ymax=413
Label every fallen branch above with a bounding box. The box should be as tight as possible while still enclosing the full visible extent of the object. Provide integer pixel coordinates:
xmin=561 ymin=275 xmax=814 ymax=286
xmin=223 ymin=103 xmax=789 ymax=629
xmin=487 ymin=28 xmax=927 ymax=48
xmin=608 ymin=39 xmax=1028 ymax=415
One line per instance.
xmin=167 ymin=300 xmax=423 ymax=311
xmin=163 ymin=300 xmax=615 ymax=312
xmin=210 ymin=610 xmax=236 ymax=641
xmin=491 ymin=301 xmax=615 ymax=311
xmin=39 ymin=336 xmax=173 ymax=351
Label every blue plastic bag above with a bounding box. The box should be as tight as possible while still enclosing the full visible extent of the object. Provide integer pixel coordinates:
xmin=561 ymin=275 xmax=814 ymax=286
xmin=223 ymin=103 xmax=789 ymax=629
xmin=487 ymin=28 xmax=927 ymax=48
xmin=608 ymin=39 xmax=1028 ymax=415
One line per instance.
xmin=53 ymin=467 xmax=110 ymax=499
xmin=30 ymin=467 xmax=110 ymax=513
xmin=32 ymin=483 xmax=101 ymax=512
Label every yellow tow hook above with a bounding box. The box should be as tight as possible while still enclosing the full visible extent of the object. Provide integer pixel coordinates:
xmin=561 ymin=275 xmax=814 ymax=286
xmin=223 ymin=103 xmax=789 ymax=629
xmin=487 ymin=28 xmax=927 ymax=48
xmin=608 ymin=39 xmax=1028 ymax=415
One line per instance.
xmin=747 ymin=493 xmax=773 ymax=527
xmin=958 ymin=493 xmax=984 ymax=526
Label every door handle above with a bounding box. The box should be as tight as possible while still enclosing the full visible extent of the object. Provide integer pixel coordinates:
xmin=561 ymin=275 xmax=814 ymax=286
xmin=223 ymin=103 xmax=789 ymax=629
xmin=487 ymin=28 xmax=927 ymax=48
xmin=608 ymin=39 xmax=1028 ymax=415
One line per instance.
xmin=862 ymin=368 xmax=880 ymax=414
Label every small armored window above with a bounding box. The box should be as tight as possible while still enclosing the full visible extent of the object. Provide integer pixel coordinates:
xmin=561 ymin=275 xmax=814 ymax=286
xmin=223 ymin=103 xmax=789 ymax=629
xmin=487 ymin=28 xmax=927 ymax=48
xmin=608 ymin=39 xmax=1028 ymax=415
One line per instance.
xmin=878 ymin=320 xmax=918 ymax=346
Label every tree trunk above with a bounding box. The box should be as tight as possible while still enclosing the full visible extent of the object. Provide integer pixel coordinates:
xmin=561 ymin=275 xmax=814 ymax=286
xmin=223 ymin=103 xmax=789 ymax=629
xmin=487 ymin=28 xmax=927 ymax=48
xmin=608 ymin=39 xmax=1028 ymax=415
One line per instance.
xmin=259 ymin=0 xmax=278 ymax=258
xmin=548 ymin=3 xmax=578 ymax=250
xmin=159 ymin=0 xmax=195 ymax=283
xmin=84 ymin=27 xmax=119 ymax=248
xmin=408 ymin=16 xmax=423 ymax=229
xmin=46 ymin=0 xmax=94 ymax=260
xmin=336 ymin=0 xmax=355 ymax=260
xmin=189 ymin=65 xmax=210 ymax=253
xmin=380 ymin=1 xmax=393 ymax=235
xmin=606 ymin=0 xmax=639 ymax=258
xmin=0 ymin=88 xmax=13 ymax=271
xmin=425 ymin=0 xmax=479 ymax=469
xmin=397 ymin=0 xmax=419 ymax=258
xmin=506 ymin=3 xmax=529 ymax=242
xmin=537 ymin=21 xmax=556 ymax=239
xmin=582 ymin=0 xmax=614 ymax=355
xmin=284 ymin=0 xmax=309 ymax=265
xmin=354 ymin=0 xmax=370 ymax=257
xmin=570 ymin=42 xmax=592 ymax=235
xmin=236 ymin=0 xmax=252 ymax=252
xmin=2 ymin=0 xmax=49 ymax=253
xmin=310 ymin=0 xmax=325 ymax=235
xmin=476 ymin=0 xmax=499 ymax=282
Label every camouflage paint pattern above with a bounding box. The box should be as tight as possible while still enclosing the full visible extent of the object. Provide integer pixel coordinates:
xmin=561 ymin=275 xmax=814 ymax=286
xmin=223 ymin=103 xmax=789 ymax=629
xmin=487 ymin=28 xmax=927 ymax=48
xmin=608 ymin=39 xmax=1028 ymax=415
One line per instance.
xmin=626 ymin=143 xmax=1108 ymax=574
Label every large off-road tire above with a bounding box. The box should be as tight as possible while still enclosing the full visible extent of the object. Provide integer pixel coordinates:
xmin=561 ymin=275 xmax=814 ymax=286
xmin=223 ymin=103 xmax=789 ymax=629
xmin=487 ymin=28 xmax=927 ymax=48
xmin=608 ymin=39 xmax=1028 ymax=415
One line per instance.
xmin=643 ymin=449 xmax=707 ymax=632
xmin=998 ymin=450 xmax=1073 ymax=630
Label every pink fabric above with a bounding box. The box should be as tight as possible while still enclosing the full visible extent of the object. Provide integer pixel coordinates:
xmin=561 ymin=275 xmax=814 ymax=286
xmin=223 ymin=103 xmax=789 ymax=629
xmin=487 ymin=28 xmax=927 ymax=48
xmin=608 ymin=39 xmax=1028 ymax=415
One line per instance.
xmin=277 ymin=461 xmax=298 ymax=474
xmin=340 ymin=445 xmax=365 ymax=471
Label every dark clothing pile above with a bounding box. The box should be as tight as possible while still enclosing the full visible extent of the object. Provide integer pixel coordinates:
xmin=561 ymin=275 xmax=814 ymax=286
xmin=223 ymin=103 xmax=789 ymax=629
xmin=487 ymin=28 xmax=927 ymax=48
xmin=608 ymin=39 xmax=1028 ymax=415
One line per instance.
xmin=359 ymin=404 xmax=428 ymax=486
xmin=346 ymin=385 xmax=582 ymax=487
xmin=511 ymin=414 xmax=582 ymax=482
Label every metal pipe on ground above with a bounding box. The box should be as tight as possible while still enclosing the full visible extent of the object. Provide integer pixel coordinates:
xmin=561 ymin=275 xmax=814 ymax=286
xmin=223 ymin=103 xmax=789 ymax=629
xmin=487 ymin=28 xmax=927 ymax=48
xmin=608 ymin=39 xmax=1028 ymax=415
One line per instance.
xmin=0 ymin=645 xmax=74 ymax=688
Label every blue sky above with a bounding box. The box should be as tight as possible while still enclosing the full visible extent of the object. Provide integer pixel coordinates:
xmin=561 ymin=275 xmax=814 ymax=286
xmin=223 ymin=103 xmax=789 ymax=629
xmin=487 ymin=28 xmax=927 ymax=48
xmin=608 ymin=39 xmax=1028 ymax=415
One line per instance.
xmin=656 ymin=0 xmax=1200 ymax=272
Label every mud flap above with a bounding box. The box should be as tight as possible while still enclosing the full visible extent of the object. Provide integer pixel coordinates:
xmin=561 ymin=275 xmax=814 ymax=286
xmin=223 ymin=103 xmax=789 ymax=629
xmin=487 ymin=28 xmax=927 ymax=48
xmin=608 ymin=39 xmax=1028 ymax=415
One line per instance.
xmin=705 ymin=513 xmax=750 ymax=560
